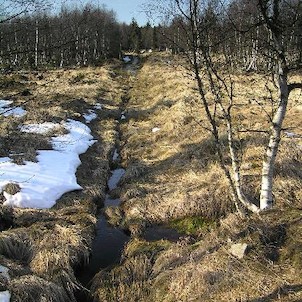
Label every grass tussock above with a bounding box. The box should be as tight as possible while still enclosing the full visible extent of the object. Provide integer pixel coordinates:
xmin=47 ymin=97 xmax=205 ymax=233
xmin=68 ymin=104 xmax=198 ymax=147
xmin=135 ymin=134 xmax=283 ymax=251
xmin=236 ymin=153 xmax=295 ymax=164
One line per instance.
xmin=0 ymin=230 xmax=34 ymax=263
xmin=9 ymin=275 xmax=69 ymax=302
xmin=91 ymin=254 xmax=153 ymax=302
xmin=0 ymin=62 xmax=126 ymax=299
xmin=91 ymin=53 xmax=301 ymax=301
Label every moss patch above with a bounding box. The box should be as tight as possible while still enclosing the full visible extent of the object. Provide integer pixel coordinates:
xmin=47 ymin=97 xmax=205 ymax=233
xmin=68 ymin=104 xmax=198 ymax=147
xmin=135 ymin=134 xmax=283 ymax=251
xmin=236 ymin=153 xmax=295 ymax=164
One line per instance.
xmin=169 ymin=216 xmax=215 ymax=235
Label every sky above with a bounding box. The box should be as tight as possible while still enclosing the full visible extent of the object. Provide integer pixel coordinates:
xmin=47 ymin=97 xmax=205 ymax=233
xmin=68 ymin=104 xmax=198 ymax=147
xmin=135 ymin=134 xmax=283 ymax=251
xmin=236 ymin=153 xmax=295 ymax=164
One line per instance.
xmin=57 ymin=0 xmax=151 ymax=25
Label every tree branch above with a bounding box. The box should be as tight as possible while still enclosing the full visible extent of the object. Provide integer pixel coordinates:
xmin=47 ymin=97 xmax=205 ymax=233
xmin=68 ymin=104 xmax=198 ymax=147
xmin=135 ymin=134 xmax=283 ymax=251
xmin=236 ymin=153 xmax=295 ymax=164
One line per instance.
xmin=288 ymin=82 xmax=302 ymax=93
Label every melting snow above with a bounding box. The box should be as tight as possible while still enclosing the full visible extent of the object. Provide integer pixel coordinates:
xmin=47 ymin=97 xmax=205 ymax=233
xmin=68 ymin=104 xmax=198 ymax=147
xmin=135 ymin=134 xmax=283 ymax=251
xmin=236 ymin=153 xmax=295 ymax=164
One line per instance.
xmin=152 ymin=127 xmax=161 ymax=133
xmin=0 ymin=99 xmax=26 ymax=117
xmin=0 ymin=120 xmax=95 ymax=209
xmin=21 ymin=122 xmax=59 ymax=134
xmin=285 ymin=131 xmax=299 ymax=138
xmin=112 ymin=149 xmax=119 ymax=161
xmin=0 ymin=265 xmax=10 ymax=281
xmin=94 ymin=103 xmax=103 ymax=110
xmin=0 ymin=291 xmax=11 ymax=302
xmin=83 ymin=109 xmax=97 ymax=123
xmin=123 ymin=56 xmax=131 ymax=63
xmin=108 ymin=169 xmax=125 ymax=191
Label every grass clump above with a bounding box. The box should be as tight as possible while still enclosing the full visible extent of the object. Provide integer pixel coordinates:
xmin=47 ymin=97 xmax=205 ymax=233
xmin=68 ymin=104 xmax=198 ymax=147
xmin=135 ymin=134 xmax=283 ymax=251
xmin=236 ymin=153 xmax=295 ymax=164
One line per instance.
xmin=0 ymin=75 xmax=25 ymax=89
xmin=69 ymin=73 xmax=85 ymax=84
xmin=9 ymin=275 xmax=69 ymax=302
xmin=0 ymin=231 xmax=34 ymax=263
xmin=2 ymin=183 xmax=21 ymax=195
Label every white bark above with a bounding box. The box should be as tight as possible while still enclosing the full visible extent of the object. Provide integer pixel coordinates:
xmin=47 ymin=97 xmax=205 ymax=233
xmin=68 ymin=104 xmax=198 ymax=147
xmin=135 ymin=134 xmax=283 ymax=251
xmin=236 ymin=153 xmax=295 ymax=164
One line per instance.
xmin=35 ymin=20 xmax=39 ymax=68
xmin=260 ymin=65 xmax=288 ymax=210
xmin=226 ymin=119 xmax=260 ymax=213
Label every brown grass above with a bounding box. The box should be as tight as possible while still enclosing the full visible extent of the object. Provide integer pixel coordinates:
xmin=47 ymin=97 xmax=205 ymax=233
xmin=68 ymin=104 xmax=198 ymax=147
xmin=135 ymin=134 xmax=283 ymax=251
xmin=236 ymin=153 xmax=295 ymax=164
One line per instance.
xmin=9 ymin=275 xmax=69 ymax=302
xmin=117 ymin=53 xmax=302 ymax=232
xmin=1 ymin=53 xmax=301 ymax=301
xmin=0 ymin=62 xmax=126 ymax=298
xmin=91 ymin=53 xmax=302 ymax=301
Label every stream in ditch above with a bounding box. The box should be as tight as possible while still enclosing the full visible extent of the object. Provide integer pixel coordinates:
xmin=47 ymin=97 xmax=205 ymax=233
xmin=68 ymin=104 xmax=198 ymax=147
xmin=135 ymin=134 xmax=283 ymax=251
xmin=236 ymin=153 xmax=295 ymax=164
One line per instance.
xmin=76 ymin=57 xmax=182 ymax=301
xmin=75 ymin=146 xmax=129 ymax=301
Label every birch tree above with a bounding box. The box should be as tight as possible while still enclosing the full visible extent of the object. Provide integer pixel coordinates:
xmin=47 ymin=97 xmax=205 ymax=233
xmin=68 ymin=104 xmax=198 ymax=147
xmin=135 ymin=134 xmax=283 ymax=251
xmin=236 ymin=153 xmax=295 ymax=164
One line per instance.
xmin=258 ymin=0 xmax=302 ymax=209
xmin=148 ymin=0 xmax=302 ymax=213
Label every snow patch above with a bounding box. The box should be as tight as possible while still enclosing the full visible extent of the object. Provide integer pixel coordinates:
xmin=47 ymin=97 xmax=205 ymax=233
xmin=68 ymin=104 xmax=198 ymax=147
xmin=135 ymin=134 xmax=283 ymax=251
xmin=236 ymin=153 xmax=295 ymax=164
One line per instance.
xmin=0 ymin=265 xmax=10 ymax=281
xmin=112 ymin=149 xmax=119 ymax=161
xmin=123 ymin=56 xmax=131 ymax=63
xmin=94 ymin=103 xmax=103 ymax=110
xmin=0 ymin=291 xmax=11 ymax=302
xmin=0 ymin=99 xmax=26 ymax=117
xmin=285 ymin=131 xmax=299 ymax=138
xmin=108 ymin=169 xmax=125 ymax=191
xmin=152 ymin=127 xmax=161 ymax=133
xmin=20 ymin=122 xmax=59 ymax=134
xmin=83 ymin=109 xmax=97 ymax=123
xmin=0 ymin=120 xmax=95 ymax=209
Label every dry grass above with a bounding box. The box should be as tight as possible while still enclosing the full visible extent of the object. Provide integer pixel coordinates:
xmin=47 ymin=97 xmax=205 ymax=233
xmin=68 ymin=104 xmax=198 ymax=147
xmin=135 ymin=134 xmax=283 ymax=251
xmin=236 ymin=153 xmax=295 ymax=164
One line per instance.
xmin=95 ymin=210 xmax=302 ymax=302
xmin=9 ymin=275 xmax=69 ymax=302
xmin=1 ymin=53 xmax=301 ymax=301
xmin=92 ymin=53 xmax=302 ymax=301
xmin=91 ymin=254 xmax=153 ymax=302
xmin=117 ymin=54 xmax=302 ymax=233
xmin=0 ymin=62 xmax=126 ymax=299
xmin=0 ymin=230 xmax=34 ymax=263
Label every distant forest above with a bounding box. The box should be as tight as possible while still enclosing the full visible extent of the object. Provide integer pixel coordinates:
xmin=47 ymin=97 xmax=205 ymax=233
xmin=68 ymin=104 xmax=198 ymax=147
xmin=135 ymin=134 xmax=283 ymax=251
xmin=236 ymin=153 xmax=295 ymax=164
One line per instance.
xmin=0 ymin=4 xmax=165 ymax=68
xmin=1 ymin=1 xmax=301 ymax=70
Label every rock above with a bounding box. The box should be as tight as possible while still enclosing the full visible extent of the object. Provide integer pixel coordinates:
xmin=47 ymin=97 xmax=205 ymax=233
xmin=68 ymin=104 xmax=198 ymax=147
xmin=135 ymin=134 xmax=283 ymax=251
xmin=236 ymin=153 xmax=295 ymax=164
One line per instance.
xmin=229 ymin=243 xmax=248 ymax=259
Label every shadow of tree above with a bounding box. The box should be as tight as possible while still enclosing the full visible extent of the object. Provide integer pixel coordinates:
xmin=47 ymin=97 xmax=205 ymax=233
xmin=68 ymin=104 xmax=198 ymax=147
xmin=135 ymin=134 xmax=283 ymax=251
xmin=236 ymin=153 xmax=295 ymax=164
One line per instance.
xmin=246 ymin=284 xmax=302 ymax=302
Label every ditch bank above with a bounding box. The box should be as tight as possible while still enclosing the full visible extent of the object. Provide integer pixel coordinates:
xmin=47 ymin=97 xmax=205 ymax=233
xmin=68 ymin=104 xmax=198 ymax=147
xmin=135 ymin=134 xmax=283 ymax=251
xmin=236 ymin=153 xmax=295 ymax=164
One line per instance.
xmin=75 ymin=57 xmax=183 ymax=302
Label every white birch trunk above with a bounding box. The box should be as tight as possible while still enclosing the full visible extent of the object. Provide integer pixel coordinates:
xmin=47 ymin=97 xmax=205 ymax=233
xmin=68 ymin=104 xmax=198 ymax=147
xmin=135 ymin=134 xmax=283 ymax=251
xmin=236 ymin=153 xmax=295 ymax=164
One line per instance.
xmin=260 ymin=65 xmax=289 ymax=210
xmin=35 ymin=20 xmax=39 ymax=68
xmin=226 ymin=120 xmax=260 ymax=213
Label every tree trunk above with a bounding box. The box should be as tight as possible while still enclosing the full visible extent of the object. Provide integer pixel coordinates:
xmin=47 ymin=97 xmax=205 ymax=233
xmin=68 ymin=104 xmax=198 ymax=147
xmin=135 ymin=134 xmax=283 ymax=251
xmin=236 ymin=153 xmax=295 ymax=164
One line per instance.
xmin=260 ymin=65 xmax=288 ymax=210
xmin=35 ymin=20 xmax=39 ymax=68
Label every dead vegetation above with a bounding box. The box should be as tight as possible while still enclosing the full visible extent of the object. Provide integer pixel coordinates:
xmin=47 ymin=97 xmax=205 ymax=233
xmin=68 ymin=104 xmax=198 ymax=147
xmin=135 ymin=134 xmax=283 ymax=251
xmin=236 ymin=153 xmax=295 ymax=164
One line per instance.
xmin=95 ymin=53 xmax=302 ymax=301
xmin=93 ymin=209 xmax=302 ymax=302
xmin=0 ymin=62 xmax=125 ymax=300
xmin=1 ymin=53 xmax=301 ymax=301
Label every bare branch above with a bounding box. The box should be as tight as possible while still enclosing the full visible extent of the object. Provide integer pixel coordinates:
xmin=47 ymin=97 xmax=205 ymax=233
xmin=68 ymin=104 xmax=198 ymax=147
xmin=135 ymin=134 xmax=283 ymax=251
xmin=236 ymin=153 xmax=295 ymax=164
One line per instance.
xmin=288 ymin=82 xmax=302 ymax=93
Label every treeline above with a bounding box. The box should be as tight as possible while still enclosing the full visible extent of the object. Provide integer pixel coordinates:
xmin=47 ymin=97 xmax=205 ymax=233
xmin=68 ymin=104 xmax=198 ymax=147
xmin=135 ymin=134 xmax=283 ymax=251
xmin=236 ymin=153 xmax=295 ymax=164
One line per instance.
xmin=1 ymin=0 xmax=301 ymax=70
xmin=0 ymin=4 xmax=166 ymax=68
xmin=162 ymin=0 xmax=302 ymax=71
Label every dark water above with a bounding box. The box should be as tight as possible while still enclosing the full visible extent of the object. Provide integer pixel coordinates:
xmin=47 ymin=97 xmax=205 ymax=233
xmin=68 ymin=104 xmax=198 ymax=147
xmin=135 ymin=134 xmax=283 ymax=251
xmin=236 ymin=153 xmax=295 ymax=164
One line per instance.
xmin=76 ymin=167 xmax=129 ymax=301
xmin=77 ymin=211 xmax=129 ymax=287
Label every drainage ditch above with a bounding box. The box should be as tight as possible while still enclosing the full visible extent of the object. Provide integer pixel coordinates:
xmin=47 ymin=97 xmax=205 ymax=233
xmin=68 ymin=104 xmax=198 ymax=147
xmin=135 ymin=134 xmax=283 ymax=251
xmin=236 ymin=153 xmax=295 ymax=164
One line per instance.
xmin=76 ymin=145 xmax=129 ymax=301
xmin=75 ymin=58 xmax=183 ymax=301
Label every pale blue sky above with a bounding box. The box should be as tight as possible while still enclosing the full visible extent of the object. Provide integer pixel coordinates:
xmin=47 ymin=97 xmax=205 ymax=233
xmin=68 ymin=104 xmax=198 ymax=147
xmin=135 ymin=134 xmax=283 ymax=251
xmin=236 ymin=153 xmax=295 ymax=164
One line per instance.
xmin=57 ymin=0 xmax=150 ymax=25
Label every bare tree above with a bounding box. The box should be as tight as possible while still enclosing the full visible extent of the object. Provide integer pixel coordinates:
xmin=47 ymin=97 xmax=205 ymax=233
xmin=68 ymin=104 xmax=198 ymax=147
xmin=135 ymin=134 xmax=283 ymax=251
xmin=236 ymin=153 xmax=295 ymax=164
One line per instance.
xmin=147 ymin=0 xmax=302 ymax=213
xmin=258 ymin=0 xmax=302 ymax=209
xmin=0 ymin=0 xmax=51 ymax=23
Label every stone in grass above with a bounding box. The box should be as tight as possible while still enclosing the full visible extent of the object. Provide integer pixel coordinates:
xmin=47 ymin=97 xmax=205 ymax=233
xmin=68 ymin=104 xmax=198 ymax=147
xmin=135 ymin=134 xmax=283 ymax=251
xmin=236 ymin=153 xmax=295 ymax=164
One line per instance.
xmin=229 ymin=243 xmax=248 ymax=259
xmin=3 ymin=182 xmax=21 ymax=195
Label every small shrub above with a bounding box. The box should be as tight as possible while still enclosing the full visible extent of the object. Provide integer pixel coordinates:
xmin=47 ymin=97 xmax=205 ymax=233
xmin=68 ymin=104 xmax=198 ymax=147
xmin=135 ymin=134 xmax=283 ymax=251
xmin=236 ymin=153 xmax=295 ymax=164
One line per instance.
xmin=2 ymin=183 xmax=21 ymax=195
